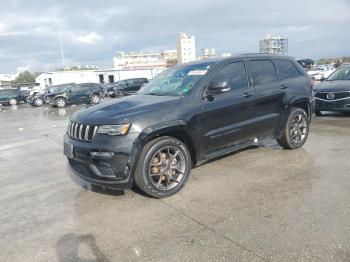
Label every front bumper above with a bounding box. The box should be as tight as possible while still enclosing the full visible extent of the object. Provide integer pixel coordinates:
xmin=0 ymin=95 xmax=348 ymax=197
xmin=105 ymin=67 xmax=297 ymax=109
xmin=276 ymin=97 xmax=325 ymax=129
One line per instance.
xmin=315 ymin=98 xmax=350 ymax=111
xmin=64 ymin=133 xmax=140 ymax=190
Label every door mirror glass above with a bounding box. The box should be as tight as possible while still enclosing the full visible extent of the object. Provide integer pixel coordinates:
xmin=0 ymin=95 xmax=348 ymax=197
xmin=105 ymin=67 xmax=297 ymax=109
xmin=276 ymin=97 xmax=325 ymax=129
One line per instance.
xmin=208 ymin=81 xmax=231 ymax=95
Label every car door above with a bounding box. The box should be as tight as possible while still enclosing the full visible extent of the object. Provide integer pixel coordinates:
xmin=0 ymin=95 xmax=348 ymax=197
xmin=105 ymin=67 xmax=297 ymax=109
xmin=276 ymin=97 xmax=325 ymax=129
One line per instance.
xmin=126 ymin=79 xmax=137 ymax=93
xmin=0 ymin=90 xmax=7 ymax=103
xmin=247 ymin=59 xmax=286 ymax=138
xmin=68 ymin=84 xmax=85 ymax=104
xmin=197 ymin=61 xmax=258 ymax=157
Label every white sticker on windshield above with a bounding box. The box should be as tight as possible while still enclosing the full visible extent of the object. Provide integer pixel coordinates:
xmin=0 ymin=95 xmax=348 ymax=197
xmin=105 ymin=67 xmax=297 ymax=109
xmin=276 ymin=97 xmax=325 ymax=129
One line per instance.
xmin=187 ymin=70 xmax=208 ymax=76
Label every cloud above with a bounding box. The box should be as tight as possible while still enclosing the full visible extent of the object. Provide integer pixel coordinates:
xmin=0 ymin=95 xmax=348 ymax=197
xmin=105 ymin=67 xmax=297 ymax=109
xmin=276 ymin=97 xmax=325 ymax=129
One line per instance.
xmin=0 ymin=0 xmax=349 ymax=73
xmin=74 ymin=32 xmax=103 ymax=44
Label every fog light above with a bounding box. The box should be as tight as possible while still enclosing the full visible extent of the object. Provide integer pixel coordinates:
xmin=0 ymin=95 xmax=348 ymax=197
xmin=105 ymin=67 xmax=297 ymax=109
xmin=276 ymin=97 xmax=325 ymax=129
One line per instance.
xmin=90 ymin=152 xmax=114 ymax=158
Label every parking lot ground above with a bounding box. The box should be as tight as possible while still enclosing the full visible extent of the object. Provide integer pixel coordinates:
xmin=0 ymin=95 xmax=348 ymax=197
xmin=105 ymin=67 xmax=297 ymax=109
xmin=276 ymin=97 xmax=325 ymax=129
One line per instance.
xmin=0 ymin=102 xmax=350 ymax=262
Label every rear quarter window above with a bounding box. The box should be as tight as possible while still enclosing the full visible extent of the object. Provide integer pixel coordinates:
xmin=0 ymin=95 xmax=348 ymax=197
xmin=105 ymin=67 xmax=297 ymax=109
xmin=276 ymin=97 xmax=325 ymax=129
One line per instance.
xmin=274 ymin=60 xmax=301 ymax=80
xmin=250 ymin=60 xmax=279 ymax=86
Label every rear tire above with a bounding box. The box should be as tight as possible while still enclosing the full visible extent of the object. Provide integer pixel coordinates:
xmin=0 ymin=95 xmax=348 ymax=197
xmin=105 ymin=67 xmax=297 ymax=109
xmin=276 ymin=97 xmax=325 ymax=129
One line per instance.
xmin=134 ymin=136 xmax=191 ymax=198
xmin=277 ymin=107 xmax=309 ymax=149
xmin=8 ymin=98 xmax=17 ymax=106
xmin=55 ymin=97 xmax=66 ymax=108
xmin=315 ymin=111 xmax=322 ymax=116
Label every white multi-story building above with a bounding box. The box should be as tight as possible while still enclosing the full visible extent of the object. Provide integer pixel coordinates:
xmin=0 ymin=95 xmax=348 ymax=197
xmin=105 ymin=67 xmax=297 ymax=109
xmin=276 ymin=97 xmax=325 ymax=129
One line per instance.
xmin=221 ymin=53 xmax=232 ymax=58
xmin=201 ymin=48 xmax=216 ymax=59
xmin=113 ymin=51 xmax=166 ymax=70
xmin=259 ymin=34 xmax=288 ymax=55
xmin=161 ymin=49 xmax=178 ymax=67
xmin=176 ymin=32 xmax=196 ymax=64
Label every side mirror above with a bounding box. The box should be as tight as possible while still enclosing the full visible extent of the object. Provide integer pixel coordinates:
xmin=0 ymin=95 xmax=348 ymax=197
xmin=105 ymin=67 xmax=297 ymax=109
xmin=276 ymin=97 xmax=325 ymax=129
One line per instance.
xmin=320 ymin=77 xmax=326 ymax=82
xmin=207 ymin=81 xmax=231 ymax=95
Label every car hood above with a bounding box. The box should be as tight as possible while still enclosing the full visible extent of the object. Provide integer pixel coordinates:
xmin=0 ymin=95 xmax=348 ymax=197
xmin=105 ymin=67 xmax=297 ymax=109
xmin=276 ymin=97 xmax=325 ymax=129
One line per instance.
xmin=315 ymin=80 xmax=350 ymax=92
xmin=71 ymin=94 xmax=182 ymax=126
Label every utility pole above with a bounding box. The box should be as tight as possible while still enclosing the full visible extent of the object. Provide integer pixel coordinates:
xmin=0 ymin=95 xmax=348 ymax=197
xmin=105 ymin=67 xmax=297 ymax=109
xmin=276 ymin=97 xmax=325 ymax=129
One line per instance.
xmin=59 ymin=31 xmax=65 ymax=67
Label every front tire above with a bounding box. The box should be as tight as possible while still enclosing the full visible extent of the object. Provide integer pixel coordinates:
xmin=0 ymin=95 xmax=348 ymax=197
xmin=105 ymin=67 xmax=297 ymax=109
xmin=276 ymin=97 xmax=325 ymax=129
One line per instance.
xmin=134 ymin=136 xmax=191 ymax=198
xmin=115 ymin=89 xmax=124 ymax=98
xmin=315 ymin=111 xmax=322 ymax=116
xmin=90 ymin=94 xmax=100 ymax=104
xmin=8 ymin=98 xmax=17 ymax=106
xmin=33 ymin=97 xmax=44 ymax=107
xmin=54 ymin=98 xmax=66 ymax=108
xmin=277 ymin=107 xmax=309 ymax=149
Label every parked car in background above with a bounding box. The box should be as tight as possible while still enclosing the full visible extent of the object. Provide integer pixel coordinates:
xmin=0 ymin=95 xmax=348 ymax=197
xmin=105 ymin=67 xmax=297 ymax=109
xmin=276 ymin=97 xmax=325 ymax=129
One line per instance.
xmin=29 ymin=84 xmax=50 ymax=97
xmin=111 ymin=78 xmax=149 ymax=97
xmin=307 ymin=65 xmax=335 ymax=81
xmin=314 ymin=64 xmax=350 ymax=115
xmin=64 ymin=54 xmax=313 ymax=198
xmin=29 ymin=83 xmax=104 ymax=108
xmin=102 ymin=82 xmax=119 ymax=97
xmin=0 ymin=88 xmax=27 ymax=106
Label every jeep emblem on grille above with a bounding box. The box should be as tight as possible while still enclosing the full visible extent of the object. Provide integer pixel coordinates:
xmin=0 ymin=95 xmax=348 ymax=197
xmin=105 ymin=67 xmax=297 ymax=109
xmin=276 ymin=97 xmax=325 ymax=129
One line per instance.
xmin=327 ymin=93 xmax=335 ymax=100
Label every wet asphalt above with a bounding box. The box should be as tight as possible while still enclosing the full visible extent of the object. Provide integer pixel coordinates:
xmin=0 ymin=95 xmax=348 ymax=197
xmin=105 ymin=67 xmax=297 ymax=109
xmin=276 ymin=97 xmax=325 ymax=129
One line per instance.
xmin=0 ymin=100 xmax=350 ymax=262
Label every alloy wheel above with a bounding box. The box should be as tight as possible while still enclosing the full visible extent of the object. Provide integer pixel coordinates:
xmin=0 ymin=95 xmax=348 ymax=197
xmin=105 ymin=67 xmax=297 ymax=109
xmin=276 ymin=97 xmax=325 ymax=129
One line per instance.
xmin=9 ymin=98 xmax=17 ymax=106
xmin=148 ymin=146 xmax=186 ymax=191
xmin=91 ymin=95 xmax=100 ymax=104
xmin=34 ymin=98 xmax=43 ymax=107
xmin=290 ymin=112 xmax=308 ymax=144
xmin=56 ymin=99 xmax=66 ymax=108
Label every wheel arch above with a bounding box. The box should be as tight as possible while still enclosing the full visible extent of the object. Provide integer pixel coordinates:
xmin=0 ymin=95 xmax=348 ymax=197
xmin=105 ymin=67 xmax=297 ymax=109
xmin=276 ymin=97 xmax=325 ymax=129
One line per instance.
xmin=290 ymin=98 xmax=311 ymax=118
xmin=136 ymin=121 xmax=198 ymax=166
xmin=277 ymin=97 xmax=312 ymax=138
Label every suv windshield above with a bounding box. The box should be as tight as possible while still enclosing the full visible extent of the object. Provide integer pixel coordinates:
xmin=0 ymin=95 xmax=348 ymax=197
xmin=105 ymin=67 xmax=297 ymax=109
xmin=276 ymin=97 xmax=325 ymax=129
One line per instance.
xmin=139 ymin=62 xmax=214 ymax=96
xmin=327 ymin=67 xmax=350 ymax=81
xmin=47 ymin=85 xmax=71 ymax=93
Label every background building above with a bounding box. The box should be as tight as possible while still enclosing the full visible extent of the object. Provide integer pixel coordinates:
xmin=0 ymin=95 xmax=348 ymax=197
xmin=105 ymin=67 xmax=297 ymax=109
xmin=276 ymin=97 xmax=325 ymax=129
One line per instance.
xmin=161 ymin=49 xmax=178 ymax=67
xmin=176 ymin=32 xmax=196 ymax=64
xmin=113 ymin=51 xmax=166 ymax=70
xmin=259 ymin=34 xmax=288 ymax=55
xmin=221 ymin=53 xmax=232 ymax=58
xmin=0 ymin=74 xmax=17 ymax=86
xmin=201 ymin=48 xmax=216 ymax=59
xmin=35 ymin=68 xmax=164 ymax=88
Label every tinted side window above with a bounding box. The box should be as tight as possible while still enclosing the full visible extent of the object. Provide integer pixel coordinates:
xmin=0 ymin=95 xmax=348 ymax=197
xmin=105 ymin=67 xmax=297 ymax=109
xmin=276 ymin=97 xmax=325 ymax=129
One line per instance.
xmin=70 ymin=85 xmax=81 ymax=91
xmin=250 ymin=60 xmax=279 ymax=86
xmin=274 ymin=60 xmax=301 ymax=80
xmin=212 ymin=62 xmax=248 ymax=90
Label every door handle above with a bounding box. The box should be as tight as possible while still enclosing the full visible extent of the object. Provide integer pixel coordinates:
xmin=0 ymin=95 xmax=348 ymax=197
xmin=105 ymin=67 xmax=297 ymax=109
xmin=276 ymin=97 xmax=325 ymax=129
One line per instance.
xmin=280 ymin=85 xmax=288 ymax=89
xmin=242 ymin=92 xmax=253 ymax=98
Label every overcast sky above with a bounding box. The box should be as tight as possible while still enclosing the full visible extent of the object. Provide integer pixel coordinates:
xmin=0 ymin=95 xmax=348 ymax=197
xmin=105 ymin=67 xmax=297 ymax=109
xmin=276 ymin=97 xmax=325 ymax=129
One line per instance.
xmin=0 ymin=0 xmax=349 ymax=74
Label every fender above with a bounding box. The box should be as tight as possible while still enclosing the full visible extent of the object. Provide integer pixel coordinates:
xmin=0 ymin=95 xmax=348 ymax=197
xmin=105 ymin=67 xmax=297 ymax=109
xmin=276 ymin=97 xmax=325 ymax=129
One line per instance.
xmin=126 ymin=120 xmax=201 ymax=182
xmin=276 ymin=96 xmax=312 ymax=138
xmin=53 ymin=93 xmax=68 ymax=100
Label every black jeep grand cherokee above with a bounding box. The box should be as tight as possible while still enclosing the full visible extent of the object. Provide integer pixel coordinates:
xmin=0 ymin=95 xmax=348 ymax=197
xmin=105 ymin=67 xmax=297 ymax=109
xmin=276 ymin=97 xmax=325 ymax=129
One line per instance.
xmin=64 ymin=54 xmax=313 ymax=198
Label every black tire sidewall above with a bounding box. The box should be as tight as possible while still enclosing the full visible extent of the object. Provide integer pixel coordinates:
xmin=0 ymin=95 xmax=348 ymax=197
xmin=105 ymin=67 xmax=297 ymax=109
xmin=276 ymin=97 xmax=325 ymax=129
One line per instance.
xmin=286 ymin=108 xmax=310 ymax=149
xmin=139 ymin=138 xmax=191 ymax=198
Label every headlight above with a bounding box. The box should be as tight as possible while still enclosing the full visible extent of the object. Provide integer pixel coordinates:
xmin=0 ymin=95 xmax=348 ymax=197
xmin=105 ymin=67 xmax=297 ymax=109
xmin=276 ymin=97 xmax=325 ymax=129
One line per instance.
xmin=97 ymin=124 xmax=130 ymax=136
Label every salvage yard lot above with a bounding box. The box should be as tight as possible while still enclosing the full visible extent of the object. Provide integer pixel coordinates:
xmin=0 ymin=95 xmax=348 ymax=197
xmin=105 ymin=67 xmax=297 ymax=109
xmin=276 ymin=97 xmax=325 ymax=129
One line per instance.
xmin=1 ymin=101 xmax=350 ymax=262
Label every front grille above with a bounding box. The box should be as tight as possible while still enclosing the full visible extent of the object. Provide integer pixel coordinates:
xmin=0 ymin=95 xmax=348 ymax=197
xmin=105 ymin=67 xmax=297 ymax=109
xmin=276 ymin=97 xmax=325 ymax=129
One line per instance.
xmin=314 ymin=91 xmax=350 ymax=100
xmin=67 ymin=121 xmax=97 ymax=142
